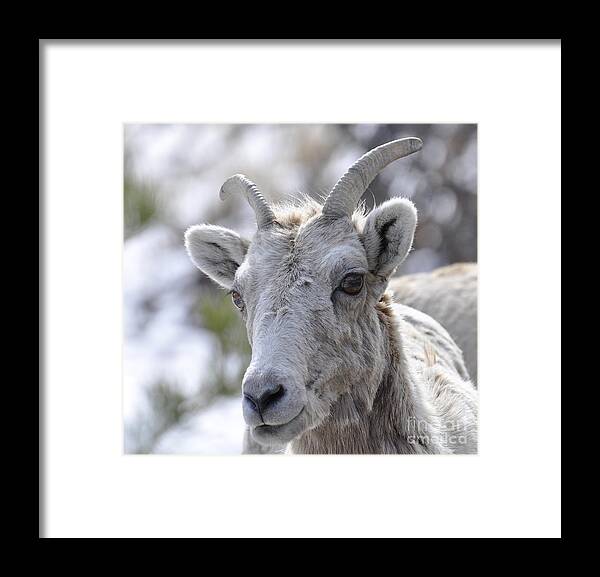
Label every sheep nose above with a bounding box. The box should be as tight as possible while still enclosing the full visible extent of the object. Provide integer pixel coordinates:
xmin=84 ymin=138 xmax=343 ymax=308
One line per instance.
xmin=242 ymin=374 xmax=288 ymax=426
xmin=244 ymin=383 xmax=285 ymax=416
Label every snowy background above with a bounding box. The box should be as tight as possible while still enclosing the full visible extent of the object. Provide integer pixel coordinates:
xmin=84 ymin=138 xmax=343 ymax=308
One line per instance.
xmin=123 ymin=124 xmax=477 ymax=454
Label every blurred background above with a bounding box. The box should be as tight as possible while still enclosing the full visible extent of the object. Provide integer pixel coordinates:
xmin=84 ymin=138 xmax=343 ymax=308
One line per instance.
xmin=124 ymin=124 xmax=477 ymax=454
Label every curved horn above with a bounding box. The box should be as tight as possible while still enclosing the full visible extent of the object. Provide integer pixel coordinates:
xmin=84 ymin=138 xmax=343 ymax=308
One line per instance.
xmin=322 ymin=137 xmax=423 ymax=218
xmin=219 ymin=174 xmax=276 ymax=229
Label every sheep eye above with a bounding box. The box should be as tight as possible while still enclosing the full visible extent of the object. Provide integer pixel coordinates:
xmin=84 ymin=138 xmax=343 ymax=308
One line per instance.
xmin=340 ymin=273 xmax=364 ymax=295
xmin=231 ymin=290 xmax=244 ymax=310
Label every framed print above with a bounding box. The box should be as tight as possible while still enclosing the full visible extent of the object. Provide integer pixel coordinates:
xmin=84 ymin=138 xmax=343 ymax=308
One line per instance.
xmin=41 ymin=39 xmax=561 ymax=538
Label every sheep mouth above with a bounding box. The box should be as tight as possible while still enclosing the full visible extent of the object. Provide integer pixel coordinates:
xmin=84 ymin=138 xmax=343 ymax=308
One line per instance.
xmin=251 ymin=407 xmax=307 ymax=446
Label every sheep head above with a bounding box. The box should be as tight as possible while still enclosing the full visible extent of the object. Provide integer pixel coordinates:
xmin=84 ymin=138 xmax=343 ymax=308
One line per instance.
xmin=185 ymin=138 xmax=422 ymax=447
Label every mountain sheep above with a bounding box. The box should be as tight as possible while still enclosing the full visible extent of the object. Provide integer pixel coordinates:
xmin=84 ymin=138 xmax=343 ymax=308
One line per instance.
xmin=185 ymin=138 xmax=478 ymax=454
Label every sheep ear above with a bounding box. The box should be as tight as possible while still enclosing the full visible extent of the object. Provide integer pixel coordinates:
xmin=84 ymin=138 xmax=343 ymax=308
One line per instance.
xmin=184 ymin=224 xmax=249 ymax=289
xmin=362 ymin=198 xmax=417 ymax=279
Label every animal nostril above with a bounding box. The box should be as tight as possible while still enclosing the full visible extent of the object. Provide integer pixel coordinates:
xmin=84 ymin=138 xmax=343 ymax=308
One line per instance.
xmin=258 ymin=384 xmax=285 ymax=412
xmin=243 ymin=393 xmax=259 ymax=413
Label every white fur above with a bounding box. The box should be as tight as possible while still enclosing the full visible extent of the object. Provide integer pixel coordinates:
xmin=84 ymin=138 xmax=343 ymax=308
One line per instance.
xmin=390 ymin=263 xmax=478 ymax=383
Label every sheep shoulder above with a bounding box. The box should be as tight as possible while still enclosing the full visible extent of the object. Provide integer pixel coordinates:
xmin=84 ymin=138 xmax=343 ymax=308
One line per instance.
xmin=389 ymin=263 xmax=478 ymax=383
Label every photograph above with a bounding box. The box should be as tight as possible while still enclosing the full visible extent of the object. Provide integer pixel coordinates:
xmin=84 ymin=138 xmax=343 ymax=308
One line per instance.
xmin=124 ymin=123 xmax=478 ymax=455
